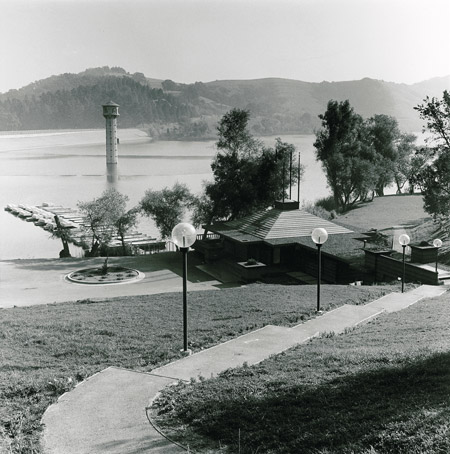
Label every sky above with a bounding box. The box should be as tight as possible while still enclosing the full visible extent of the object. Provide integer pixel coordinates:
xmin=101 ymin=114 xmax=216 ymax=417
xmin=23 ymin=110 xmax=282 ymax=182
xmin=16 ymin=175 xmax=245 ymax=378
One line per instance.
xmin=0 ymin=0 xmax=449 ymax=94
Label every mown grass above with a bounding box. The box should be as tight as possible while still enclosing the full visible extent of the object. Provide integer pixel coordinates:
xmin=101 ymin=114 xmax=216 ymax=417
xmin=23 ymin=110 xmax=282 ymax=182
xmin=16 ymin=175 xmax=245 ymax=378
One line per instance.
xmin=151 ymin=291 xmax=450 ymax=454
xmin=0 ymin=283 xmax=392 ymax=453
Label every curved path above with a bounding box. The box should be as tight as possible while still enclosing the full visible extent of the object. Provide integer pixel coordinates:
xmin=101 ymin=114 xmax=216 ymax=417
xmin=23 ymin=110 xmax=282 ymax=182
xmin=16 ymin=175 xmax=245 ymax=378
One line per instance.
xmin=41 ymin=285 xmax=446 ymax=454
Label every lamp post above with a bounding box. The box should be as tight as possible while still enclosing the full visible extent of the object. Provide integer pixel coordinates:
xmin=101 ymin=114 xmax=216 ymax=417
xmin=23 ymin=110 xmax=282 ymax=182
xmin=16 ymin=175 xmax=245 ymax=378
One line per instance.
xmin=433 ymin=238 xmax=442 ymax=274
xmin=311 ymin=228 xmax=328 ymax=312
xmin=171 ymin=222 xmax=197 ymax=354
xmin=399 ymin=234 xmax=410 ymax=293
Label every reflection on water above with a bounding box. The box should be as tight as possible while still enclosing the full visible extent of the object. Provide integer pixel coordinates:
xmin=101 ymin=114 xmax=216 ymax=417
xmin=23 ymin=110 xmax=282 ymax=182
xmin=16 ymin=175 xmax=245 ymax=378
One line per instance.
xmin=106 ymin=163 xmax=118 ymax=184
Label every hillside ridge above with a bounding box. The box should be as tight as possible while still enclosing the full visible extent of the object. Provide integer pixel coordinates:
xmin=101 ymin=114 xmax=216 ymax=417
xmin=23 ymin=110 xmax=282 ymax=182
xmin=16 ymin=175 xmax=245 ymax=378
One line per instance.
xmin=0 ymin=67 xmax=448 ymax=136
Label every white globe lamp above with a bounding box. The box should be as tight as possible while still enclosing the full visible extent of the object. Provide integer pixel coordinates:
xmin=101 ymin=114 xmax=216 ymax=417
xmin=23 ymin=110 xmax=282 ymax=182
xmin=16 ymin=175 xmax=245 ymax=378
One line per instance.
xmin=171 ymin=222 xmax=197 ymax=354
xmin=311 ymin=228 xmax=328 ymax=312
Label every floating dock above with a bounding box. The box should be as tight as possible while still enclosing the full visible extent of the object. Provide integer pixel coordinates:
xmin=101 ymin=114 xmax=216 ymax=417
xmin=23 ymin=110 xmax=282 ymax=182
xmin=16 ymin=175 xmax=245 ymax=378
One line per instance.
xmin=4 ymin=203 xmax=166 ymax=254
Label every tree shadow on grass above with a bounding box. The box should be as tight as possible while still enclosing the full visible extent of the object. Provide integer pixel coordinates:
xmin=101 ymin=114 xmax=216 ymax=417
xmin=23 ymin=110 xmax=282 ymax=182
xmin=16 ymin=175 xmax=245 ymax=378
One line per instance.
xmin=182 ymin=352 xmax=450 ymax=453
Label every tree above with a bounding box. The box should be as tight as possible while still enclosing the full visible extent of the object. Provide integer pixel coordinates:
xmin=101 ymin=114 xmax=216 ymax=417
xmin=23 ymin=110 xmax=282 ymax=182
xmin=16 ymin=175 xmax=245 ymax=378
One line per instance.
xmin=366 ymin=114 xmax=401 ymax=196
xmin=52 ymin=215 xmax=72 ymax=258
xmin=115 ymin=208 xmax=139 ymax=255
xmin=140 ymin=183 xmax=194 ymax=240
xmin=412 ymin=153 xmax=450 ymax=216
xmin=216 ymin=108 xmax=258 ymax=156
xmin=412 ymin=91 xmax=450 ymax=218
xmin=414 ymin=90 xmax=450 ymax=153
xmin=314 ymin=100 xmax=378 ymax=211
xmin=392 ymin=133 xmax=423 ymax=194
xmin=196 ymin=109 xmax=302 ymax=230
xmin=78 ymin=188 xmax=129 ymax=266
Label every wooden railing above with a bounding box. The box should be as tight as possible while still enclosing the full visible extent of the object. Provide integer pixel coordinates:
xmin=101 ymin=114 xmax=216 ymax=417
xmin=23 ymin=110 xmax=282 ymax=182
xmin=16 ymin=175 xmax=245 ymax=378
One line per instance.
xmin=134 ymin=233 xmax=222 ymax=255
xmin=196 ymin=233 xmax=221 ymax=240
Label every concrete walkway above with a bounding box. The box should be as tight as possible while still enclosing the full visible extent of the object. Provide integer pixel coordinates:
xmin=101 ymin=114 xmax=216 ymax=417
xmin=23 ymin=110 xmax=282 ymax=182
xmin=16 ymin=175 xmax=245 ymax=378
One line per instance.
xmin=40 ymin=284 xmax=446 ymax=454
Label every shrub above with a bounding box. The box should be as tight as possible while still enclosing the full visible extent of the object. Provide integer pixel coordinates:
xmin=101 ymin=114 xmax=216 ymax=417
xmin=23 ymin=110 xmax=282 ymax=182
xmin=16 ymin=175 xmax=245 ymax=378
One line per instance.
xmin=245 ymin=258 xmax=258 ymax=266
xmin=315 ymin=195 xmax=337 ymax=212
xmin=303 ymin=202 xmax=334 ymax=220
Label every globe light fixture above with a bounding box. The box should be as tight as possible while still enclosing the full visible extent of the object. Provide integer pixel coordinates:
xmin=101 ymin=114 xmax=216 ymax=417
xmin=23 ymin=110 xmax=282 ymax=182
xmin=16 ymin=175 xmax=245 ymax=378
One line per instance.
xmin=172 ymin=222 xmax=197 ymax=249
xmin=398 ymin=234 xmax=410 ymax=293
xmin=311 ymin=228 xmax=328 ymax=312
xmin=311 ymin=227 xmax=328 ymax=245
xmin=398 ymin=234 xmax=410 ymax=247
xmin=433 ymin=239 xmax=443 ymax=274
xmin=171 ymin=222 xmax=197 ymax=353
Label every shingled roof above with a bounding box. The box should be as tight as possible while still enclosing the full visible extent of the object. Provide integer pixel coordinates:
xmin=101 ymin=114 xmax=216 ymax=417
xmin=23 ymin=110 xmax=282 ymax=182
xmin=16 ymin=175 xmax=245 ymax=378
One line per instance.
xmin=208 ymin=201 xmax=353 ymax=242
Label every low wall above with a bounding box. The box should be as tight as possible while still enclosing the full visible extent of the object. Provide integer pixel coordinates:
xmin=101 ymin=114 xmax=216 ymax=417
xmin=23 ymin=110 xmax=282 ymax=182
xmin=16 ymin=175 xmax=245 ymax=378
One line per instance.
xmin=295 ymin=245 xmax=359 ymax=284
xmin=364 ymin=250 xmax=439 ymax=285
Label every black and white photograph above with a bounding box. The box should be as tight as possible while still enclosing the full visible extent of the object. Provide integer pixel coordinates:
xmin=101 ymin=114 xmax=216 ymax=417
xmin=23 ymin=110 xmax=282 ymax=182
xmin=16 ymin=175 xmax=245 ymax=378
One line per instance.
xmin=1 ymin=0 xmax=450 ymax=452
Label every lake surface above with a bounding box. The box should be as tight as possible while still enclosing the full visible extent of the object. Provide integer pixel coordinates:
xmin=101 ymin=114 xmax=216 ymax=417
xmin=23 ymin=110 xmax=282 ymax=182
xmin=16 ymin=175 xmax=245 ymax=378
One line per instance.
xmin=0 ymin=129 xmax=330 ymax=259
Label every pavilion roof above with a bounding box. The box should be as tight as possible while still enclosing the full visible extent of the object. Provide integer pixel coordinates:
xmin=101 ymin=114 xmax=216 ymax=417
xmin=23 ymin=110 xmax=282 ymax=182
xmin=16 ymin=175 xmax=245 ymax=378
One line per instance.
xmin=210 ymin=207 xmax=353 ymax=241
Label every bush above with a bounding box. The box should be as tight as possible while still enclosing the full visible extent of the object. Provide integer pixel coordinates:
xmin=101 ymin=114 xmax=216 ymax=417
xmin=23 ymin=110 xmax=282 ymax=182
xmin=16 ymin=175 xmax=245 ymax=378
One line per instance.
xmin=304 ymin=203 xmax=334 ymax=220
xmin=315 ymin=196 xmax=337 ymax=212
xmin=245 ymin=258 xmax=258 ymax=266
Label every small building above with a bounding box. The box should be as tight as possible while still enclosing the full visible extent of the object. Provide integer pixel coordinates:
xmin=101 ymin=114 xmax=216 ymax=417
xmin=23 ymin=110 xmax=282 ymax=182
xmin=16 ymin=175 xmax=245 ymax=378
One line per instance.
xmin=194 ymin=200 xmax=368 ymax=284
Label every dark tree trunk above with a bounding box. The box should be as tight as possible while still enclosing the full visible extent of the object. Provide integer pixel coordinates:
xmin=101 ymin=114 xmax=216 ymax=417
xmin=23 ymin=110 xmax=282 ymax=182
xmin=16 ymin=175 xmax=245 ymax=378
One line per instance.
xmin=54 ymin=215 xmax=71 ymax=257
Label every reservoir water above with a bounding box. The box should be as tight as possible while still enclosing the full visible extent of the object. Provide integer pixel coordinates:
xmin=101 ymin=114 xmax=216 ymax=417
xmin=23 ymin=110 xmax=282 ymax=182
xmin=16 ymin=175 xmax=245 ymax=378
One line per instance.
xmin=0 ymin=129 xmax=329 ymax=260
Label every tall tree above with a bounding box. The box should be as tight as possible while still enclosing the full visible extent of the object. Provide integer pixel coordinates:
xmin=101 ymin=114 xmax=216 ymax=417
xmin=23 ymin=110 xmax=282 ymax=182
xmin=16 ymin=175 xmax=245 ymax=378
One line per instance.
xmin=314 ymin=100 xmax=377 ymax=211
xmin=366 ymin=114 xmax=401 ymax=196
xmin=392 ymin=133 xmax=422 ymax=194
xmin=196 ymin=109 xmax=302 ymax=229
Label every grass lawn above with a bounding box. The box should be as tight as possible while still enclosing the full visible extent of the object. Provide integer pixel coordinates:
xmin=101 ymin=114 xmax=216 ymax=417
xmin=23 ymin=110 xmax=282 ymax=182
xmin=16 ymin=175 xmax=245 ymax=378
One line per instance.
xmin=0 ymin=283 xmax=392 ymax=453
xmin=151 ymin=291 xmax=450 ymax=454
xmin=336 ymin=194 xmax=430 ymax=232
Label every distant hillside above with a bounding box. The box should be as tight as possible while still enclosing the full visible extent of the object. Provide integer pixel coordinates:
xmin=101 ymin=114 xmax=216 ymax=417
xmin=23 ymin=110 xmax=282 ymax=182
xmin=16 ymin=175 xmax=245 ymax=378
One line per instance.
xmin=0 ymin=67 xmax=164 ymax=101
xmin=193 ymin=76 xmax=450 ymax=132
xmin=0 ymin=67 xmax=448 ymax=137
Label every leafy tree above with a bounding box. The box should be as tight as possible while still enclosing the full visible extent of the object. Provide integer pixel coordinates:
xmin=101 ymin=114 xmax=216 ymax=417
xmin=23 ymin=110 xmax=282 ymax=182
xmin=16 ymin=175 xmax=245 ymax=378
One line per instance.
xmin=115 ymin=208 xmax=139 ymax=255
xmin=314 ymin=100 xmax=378 ymax=211
xmin=315 ymin=101 xmax=419 ymax=208
xmin=414 ymin=90 xmax=450 ymax=153
xmin=411 ymin=91 xmax=450 ymax=218
xmin=392 ymin=133 xmax=423 ymax=194
xmin=413 ymin=153 xmax=450 ymax=216
xmin=78 ymin=188 xmax=131 ymax=268
xmin=194 ymin=110 xmax=302 ymax=236
xmin=366 ymin=114 xmax=401 ymax=196
xmin=216 ymin=108 xmax=259 ymax=156
xmin=190 ymin=193 xmax=216 ymax=233
xmin=140 ymin=183 xmax=194 ymax=240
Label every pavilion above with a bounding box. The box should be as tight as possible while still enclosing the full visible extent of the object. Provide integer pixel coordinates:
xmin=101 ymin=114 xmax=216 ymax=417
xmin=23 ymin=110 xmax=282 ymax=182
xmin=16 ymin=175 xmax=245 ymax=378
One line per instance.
xmin=194 ymin=200 xmax=368 ymax=283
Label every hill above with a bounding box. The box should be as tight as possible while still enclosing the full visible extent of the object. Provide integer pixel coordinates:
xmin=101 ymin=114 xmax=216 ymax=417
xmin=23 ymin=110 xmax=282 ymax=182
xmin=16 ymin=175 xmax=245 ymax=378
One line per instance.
xmin=0 ymin=67 xmax=448 ymax=137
